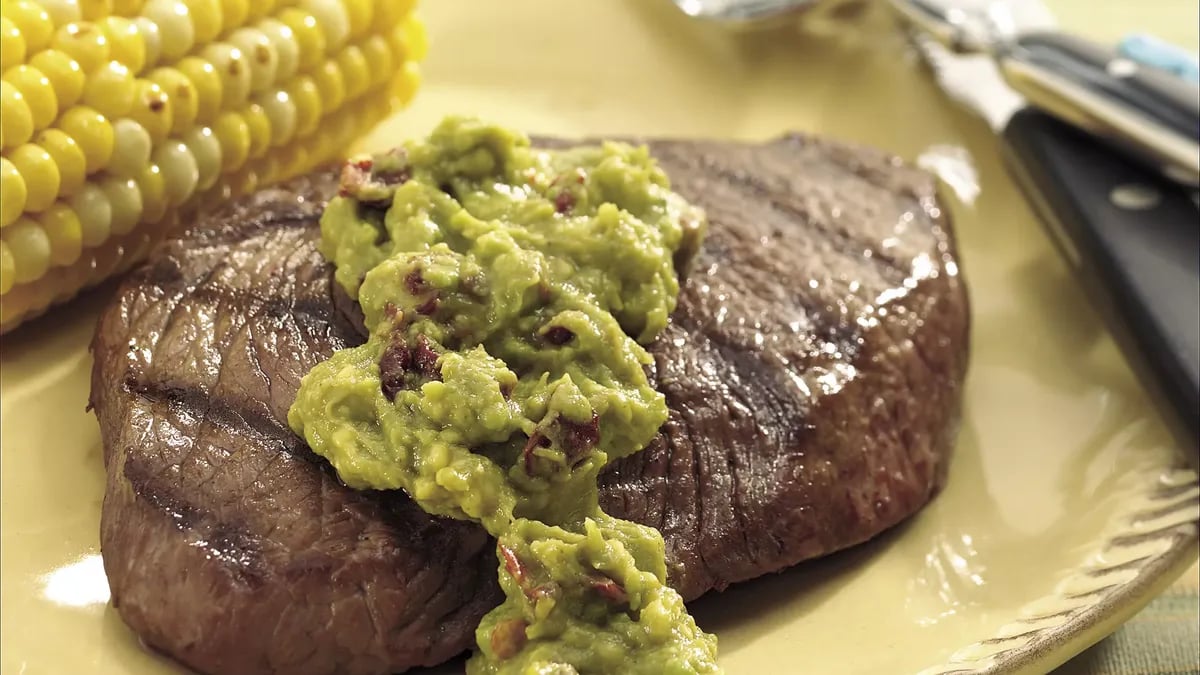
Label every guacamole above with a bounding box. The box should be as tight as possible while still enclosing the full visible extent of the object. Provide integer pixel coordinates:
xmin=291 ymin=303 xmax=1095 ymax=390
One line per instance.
xmin=288 ymin=117 xmax=717 ymax=674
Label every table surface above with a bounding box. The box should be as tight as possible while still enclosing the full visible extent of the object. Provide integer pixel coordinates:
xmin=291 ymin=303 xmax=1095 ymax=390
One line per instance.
xmin=1046 ymin=5 xmax=1198 ymax=673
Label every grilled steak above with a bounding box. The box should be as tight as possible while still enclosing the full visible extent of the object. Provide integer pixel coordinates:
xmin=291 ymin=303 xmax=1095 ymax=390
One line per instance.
xmin=90 ymin=134 xmax=969 ymax=675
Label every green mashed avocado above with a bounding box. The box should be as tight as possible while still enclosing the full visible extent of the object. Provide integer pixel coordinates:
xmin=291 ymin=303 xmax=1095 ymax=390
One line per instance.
xmin=288 ymin=116 xmax=718 ymax=674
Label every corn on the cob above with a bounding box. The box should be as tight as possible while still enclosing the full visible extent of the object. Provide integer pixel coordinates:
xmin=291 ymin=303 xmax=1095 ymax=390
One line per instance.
xmin=0 ymin=0 xmax=425 ymax=331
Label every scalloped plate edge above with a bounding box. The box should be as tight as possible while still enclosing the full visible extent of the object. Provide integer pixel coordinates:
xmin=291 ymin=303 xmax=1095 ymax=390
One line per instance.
xmin=919 ymin=465 xmax=1200 ymax=675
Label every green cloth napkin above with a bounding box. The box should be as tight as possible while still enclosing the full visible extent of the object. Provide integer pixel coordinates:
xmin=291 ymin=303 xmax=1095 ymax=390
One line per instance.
xmin=1056 ymin=562 xmax=1199 ymax=674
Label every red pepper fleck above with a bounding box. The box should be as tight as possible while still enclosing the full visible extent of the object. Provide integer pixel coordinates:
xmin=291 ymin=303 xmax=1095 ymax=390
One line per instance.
xmin=521 ymin=430 xmax=553 ymax=475
xmin=378 ymin=340 xmax=413 ymax=402
xmin=528 ymin=583 xmax=560 ymax=602
xmin=412 ymin=335 xmax=440 ymax=377
xmin=560 ymin=412 xmax=600 ymax=462
xmin=415 ymin=296 xmax=440 ymax=316
xmin=554 ymin=190 xmax=575 ymax=214
xmin=589 ymin=575 xmax=629 ymax=605
xmin=338 ymin=161 xmax=370 ymax=197
xmin=498 ymin=543 xmax=526 ymax=585
xmin=404 ymin=270 xmax=427 ymax=295
xmin=543 ymin=325 xmax=574 ymax=346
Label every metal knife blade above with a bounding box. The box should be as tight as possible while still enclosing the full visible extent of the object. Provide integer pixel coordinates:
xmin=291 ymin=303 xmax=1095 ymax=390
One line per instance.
xmin=911 ymin=31 xmax=1200 ymax=456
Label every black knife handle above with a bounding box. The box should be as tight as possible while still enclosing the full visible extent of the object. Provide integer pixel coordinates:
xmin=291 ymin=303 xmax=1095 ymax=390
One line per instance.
xmin=1001 ymin=107 xmax=1200 ymax=457
xmin=1001 ymin=31 xmax=1200 ymax=185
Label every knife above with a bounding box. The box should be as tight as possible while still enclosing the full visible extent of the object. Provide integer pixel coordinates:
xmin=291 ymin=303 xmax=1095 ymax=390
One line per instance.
xmin=893 ymin=0 xmax=1200 ymax=186
xmin=906 ymin=32 xmax=1200 ymax=457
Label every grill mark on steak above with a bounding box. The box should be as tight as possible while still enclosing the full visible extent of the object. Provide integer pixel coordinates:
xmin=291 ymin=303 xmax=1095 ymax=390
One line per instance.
xmin=186 ymin=284 xmax=345 ymax=333
xmin=123 ymin=376 xmax=309 ymax=461
xmin=91 ymin=135 xmax=969 ymax=675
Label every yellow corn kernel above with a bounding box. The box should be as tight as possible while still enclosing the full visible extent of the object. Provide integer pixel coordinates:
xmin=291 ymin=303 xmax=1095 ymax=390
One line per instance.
xmin=311 ymin=57 xmax=343 ymax=111
xmin=82 ymin=60 xmax=135 ymax=119
xmin=219 ymin=0 xmax=248 ymax=34
xmin=135 ymin=162 xmax=166 ymax=222
xmin=55 ymin=105 xmax=114 ymax=173
xmin=6 ymin=1 xmax=55 ymax=53
xmin=342 ymin=0 xmax=370 ymax=39
xmin=3 ymin=66 xmax=59 ymax=132
xmin=375 ymin=0 xmax=415 ymax=30
xmin=227 ymin=26 xmax=277 ymax=93
xmin=286 ymin=74 xmax=319 ymax=136
xmin=202 ymin=41 xmax=250 ymax=111
xmin=359 ymin=34 xmax=392 ymax=88
xmin=39 ymin=0 xmax=84 ymax=25
xmin=69 ymin=182 xmax=110 ymax=246
xmin=212 ymin=110 xmax=248 ymax=170
xmin=37 ymin=202 xmax=83 ymax=266
xmin=152 ymin=139 xmax=197 ymax=204
xmin=392 ymin=59 xmax=419 ymax=106
xmin=108 ymin=117 xmax=152 ymax=176
xmin=299 ymin=0 xmax=347 ymax=52
xmin=396 ymin=14 xmax=427 ymax=63
xmin=1 ymin=157 xmax=27 ymax=226
xmin=127 ymin=78 xmax=173 ymax=142
xmin=1 ymin=17 xmax=27 ymax=69
xmin=181 ymin=125 xmax=221 ymax=190
xmin=132 ymin=15 xmax=159 ymax=66
xmin=141 ymin=0 xmax=195 ymax=61
xmin=257 ymin=88 xmax=294 ymax=147
xmin=112 ymin=0 xmax=146 ymax=14
xmin=174 ymin=56 xmax=221 ymax=122
xmin=28 ymin=49 xmax=85 ymax=109
xmin=35 ymin=128 xmax=86 ymax=196
xmin=88 ymin=231 xmax=123 ymax=282
xmin=4 ymin=217 xmax=51 ymax=282
xmin=241 ymin=99 xmax=269 ymax=158
xmin=1 ymin=80 xmax=35 ymax=150
xmin=242 ymin=0 xmax=274 ymax=22
xmin=251 ymin=150 xmax=278 ymax=185
xmin=226 ymin=163 xmax=256 ymax=196
xmin=78 ymin=0 xmax=114 ymax=20
xmin=7 ymin=142 xmax=60 ymax=212
xmin=52 ymin=21 xmax=110 ymax=74
xmin=256 ymin=17 xmax=297 ymax=83
xmin=183 ymin=0 xmax=222 ymax=44
xmin=0 ymin=241 xmax=14 ymax=294
xmin=275 ymin=142 xmax=305 ymax=180
xmin=115 ymin=227 xmax=155 ymax=274
xmin=98 ymin=16 xmax=146 ymax=74
xmin=146 ymin=66 xmax=199 ymax=134
xmin=276 ymin=8 xmax=323 ymax=71
xmin=101 ymin=176 xmax=142 ymax=235
xmin=336 ymin=42 xmax=368 ymax=100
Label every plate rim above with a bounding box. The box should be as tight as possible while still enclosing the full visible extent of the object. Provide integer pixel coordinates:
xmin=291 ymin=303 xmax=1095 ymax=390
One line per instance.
xmin=919 ymin=464 xmax=1199 ymax=675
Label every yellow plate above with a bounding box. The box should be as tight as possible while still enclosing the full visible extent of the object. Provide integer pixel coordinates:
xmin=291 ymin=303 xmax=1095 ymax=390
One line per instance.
xmin=2 ymin=2 xmax=1198 ymax=674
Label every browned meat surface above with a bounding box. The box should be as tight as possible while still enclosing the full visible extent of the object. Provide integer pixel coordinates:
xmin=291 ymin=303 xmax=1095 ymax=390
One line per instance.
xmin=89 ymin=134 xmax=970 ymax=675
